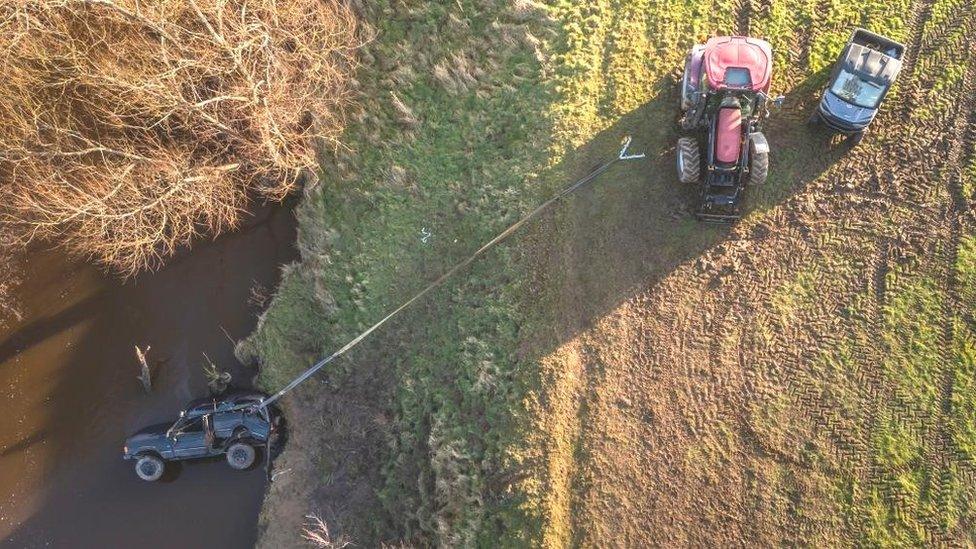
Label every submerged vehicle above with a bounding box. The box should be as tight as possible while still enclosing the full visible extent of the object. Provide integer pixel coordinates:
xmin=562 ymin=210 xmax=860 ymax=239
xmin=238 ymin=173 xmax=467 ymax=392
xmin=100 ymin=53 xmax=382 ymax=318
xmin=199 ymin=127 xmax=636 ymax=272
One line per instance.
xmin=809 ymin=28 xmax=905 ymax=143
xmin=677 ymin=36 xmax=783 ymax=222
xmin=123 ymin=392 xmax=273 ymax=481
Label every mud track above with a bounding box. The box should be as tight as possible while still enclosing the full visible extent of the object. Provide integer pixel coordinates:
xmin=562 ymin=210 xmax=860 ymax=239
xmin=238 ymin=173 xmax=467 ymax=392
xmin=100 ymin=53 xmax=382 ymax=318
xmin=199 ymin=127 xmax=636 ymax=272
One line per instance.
xmin=532 ymin=0 xmax=976 ymax=543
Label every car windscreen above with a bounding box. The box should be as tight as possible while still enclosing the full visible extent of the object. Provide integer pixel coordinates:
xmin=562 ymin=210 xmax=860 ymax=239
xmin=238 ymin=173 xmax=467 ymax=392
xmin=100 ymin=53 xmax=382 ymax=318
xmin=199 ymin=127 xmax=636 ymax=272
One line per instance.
xmin=830 ymin=69 xmax=885 ymax=108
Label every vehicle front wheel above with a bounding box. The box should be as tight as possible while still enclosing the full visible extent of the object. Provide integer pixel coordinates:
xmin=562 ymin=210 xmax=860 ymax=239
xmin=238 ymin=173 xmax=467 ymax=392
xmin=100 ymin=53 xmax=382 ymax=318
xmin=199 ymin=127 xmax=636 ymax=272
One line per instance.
xmin=748 ymin=150 xmax=769 ymax=186
xmin=135 ymin=455 xmax=165 ymax=482
xmin=676 ymin=137 xmax=701 ymax=184
xmin=226 ymin=442 xmax=256 ymax=471
xmin=846 ymin=131 xmax=865 ymax=146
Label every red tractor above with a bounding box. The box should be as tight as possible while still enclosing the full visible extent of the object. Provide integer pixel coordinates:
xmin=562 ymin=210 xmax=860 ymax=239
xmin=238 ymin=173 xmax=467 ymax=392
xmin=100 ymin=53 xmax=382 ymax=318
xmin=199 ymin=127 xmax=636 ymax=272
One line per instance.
xmin=677 ymin=36 xmax=783 ymax=222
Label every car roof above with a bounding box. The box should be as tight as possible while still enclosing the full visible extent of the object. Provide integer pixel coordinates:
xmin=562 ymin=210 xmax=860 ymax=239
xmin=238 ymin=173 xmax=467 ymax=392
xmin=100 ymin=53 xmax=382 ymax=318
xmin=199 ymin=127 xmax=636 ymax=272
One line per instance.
xmin=183 ymin=391 xmax=265 ymax=415
xmin=844 ymin=43 xmax=901 ymax=83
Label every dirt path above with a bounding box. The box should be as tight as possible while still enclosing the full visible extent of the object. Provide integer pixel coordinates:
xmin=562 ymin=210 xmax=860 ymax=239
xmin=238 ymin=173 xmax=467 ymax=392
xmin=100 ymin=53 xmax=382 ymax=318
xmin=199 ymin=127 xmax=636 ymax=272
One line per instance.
xmin=0 ymin=205 xmax=297 ymax=548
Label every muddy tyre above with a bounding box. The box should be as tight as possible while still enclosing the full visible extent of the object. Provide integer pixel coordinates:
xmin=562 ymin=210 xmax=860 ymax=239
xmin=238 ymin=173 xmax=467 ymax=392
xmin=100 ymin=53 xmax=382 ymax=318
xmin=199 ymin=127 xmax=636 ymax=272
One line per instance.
xmin=676 ymin=137 xmax=701 ymax=184
xmin=226 ymin=442 xmax=256 ymax=470
xmin=748 ymin=150 xmax=769 ymax=186
xmin=135 ymin=455 xmax=165 ymax=482
xmin=846 ymin=131 xmax=865 ymax=146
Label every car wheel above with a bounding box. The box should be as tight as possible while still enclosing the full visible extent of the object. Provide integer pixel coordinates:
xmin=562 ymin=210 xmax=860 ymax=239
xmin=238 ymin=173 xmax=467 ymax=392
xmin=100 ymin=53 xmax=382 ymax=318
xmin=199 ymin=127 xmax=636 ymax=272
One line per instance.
xmin=807 ymin=111 xmax=820 ymax=127
xmin=135 ymin=455 xmax=165 ymax=482
xmin=226 ymin=442 xmax=256 ymax=470
xmin=748 ymin=150 xmax=769 ymax=186
xmin=846 ymin=131 xmax=865 ymax=146
xmin=676 ymin=137 xmax=701 ymax=184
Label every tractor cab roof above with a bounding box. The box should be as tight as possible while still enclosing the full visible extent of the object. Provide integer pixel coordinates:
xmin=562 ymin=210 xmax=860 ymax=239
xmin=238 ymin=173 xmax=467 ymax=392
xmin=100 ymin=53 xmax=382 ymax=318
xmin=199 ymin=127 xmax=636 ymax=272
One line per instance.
xmin=703 ymin=36 xmax=772 ymax=93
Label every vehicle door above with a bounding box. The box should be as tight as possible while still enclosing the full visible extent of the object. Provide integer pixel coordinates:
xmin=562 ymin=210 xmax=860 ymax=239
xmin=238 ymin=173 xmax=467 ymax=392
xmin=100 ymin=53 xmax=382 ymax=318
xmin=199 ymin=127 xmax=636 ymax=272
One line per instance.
xmin=171 ymin=416 xmax=209 ymax=458
xmin=212 ymin=409 xmax=242 ymax=439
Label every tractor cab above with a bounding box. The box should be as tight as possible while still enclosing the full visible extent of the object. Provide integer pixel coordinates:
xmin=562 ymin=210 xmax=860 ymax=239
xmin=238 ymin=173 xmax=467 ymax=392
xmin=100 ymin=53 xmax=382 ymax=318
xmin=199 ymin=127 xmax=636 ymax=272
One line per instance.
xmin=677 ymin=36 xmax=780 ymax=222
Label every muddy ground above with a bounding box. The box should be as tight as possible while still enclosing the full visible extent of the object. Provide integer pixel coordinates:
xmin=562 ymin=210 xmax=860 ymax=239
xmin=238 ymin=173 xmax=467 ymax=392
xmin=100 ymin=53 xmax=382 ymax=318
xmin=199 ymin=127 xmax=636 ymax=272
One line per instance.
xmin=0 ymin=205 xmax=296 ymax=548
xmin=528 ymin=2 xmax=976 ymax=545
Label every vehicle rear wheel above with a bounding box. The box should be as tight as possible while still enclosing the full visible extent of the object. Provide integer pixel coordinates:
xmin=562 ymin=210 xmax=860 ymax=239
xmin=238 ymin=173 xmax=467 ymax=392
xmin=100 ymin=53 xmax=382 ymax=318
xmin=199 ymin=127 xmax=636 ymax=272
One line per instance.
xmin=748 ymin=150 xmax=769 ymax=186
xmin=846 ymin=131 xmax=865 ymax=146
xmin=226 ymin=442 xmax=256 ymax=470
xmin=807 ymin=110 xmax=820 ymax=127
xmin=676 ymin=137 xmax=701 ymax=184
xmin=135 ymin=455 xmax=165 ymax=482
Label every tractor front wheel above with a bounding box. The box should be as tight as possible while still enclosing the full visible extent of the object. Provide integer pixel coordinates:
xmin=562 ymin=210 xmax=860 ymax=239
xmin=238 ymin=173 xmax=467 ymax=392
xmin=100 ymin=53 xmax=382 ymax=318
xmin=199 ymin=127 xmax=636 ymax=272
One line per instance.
xmin=676 ymin=138 xmax=701 ymax=184
xmin=748 ymin=150 xmax=769 ymax=186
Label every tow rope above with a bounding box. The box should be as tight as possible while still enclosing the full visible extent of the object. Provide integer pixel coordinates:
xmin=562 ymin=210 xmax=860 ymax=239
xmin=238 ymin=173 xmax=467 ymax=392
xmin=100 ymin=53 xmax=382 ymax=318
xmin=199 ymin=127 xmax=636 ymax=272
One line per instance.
xmin=255 ymin=137 xmax=645 ymax=411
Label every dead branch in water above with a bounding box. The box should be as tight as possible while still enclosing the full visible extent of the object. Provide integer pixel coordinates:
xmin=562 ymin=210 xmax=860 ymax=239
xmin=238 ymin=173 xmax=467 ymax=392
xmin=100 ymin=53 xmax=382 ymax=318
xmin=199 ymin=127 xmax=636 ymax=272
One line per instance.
xmin=135 ymin=344 xmax=152 ymax=392
xmin=202 ymin=352 xmax=231 ymax=393
xmin=0 ymin=0 xmax=363 ymax=276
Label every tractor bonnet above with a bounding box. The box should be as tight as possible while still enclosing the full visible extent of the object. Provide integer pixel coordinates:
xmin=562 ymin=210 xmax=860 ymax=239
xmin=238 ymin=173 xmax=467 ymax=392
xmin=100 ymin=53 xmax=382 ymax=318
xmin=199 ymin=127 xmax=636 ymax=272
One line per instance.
xmin=703 ymin=36 xmax=772 ymax=92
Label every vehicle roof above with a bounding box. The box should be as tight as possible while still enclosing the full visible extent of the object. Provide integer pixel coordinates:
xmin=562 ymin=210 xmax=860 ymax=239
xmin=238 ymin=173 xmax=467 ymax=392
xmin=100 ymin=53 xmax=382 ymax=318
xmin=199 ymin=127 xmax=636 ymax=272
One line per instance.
xmin=843 ymin=43 xmax=902 ymax=83
xmin=703 ymin=36 xmax=772 ymax=92
xmin=182 ymin=391 xmax=265 ymax=416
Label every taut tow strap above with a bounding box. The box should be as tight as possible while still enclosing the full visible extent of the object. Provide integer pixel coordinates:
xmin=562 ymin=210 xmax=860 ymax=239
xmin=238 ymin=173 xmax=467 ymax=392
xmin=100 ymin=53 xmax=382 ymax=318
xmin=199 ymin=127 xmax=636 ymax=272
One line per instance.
xmin=257 ymin=137 xmax=645 ymax=410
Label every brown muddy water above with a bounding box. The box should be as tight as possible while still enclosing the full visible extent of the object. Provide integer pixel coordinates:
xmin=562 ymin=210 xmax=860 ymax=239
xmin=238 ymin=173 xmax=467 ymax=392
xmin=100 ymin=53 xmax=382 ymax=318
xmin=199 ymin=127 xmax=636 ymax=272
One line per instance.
xmin=0 ymin=205 xmax=297 ymax=548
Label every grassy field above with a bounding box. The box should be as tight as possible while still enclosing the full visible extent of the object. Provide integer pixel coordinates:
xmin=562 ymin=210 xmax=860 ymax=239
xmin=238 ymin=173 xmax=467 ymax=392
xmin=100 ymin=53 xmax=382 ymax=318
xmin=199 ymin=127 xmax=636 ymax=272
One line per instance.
xmin=243 ymin=0 xmax=976 ymax=545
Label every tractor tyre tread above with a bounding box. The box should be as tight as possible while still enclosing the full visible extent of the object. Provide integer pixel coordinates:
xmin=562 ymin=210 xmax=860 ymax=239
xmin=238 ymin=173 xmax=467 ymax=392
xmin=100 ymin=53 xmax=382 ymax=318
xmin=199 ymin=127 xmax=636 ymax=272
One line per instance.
xmin=677 ymin=137 xmax=701 ymax=184
xmin=749 ymin=150 xmax=769 ymax=186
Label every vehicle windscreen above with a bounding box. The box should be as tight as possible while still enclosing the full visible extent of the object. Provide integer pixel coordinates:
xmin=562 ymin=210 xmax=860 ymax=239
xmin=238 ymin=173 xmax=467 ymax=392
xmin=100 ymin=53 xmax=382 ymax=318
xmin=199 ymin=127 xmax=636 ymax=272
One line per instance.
xmin=830 ymin=69 xmax=885 ymax=108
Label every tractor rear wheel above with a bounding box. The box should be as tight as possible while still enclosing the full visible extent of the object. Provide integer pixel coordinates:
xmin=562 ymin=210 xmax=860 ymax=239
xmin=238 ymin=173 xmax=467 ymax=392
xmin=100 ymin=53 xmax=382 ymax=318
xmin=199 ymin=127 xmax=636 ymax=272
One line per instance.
xmin=676 ymin=138 xmax=701 ymax=184
xmin=748 ymin=150 xmax=769 ymax=186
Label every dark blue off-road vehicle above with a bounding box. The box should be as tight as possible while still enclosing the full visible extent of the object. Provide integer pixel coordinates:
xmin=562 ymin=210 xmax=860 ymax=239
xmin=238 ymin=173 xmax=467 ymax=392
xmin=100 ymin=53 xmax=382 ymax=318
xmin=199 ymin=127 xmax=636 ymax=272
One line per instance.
xmin=123 ymin=392 xmax=273 ymax=481
xmin=809 ymin=28 xmax=905 ymax=143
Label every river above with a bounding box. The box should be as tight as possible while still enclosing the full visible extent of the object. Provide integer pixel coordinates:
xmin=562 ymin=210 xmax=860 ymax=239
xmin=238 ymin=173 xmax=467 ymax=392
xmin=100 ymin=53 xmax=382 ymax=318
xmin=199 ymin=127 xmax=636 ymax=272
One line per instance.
xmin=0 ymin=204 xmax=297 ymax=548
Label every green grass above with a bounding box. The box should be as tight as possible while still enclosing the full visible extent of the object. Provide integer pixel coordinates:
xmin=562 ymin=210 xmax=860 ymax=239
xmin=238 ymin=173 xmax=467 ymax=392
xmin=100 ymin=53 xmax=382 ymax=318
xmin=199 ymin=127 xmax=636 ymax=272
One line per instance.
xmin=243 ymin=0 xmax=974 ymax=545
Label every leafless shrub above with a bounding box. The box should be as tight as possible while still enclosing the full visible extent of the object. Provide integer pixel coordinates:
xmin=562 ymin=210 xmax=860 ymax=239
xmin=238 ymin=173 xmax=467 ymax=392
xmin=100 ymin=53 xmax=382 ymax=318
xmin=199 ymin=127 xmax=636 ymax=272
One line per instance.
xmin=202 ymin=352 xmax=232 ymax=393
xmin=302 ymin=514 xmax=352 ymax=549
xmin=0 ymin=0 xmax=364 ymax=276
xmin=135 ymin=345 xmax=152 ymax=392
xmin=248 ymin=281 xmax=271 ymax=310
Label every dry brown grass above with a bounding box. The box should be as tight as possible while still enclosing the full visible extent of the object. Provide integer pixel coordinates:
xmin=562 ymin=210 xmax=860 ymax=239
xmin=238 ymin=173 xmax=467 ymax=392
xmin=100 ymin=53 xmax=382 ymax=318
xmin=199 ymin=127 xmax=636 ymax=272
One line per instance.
xmin=0 ymin=0 xmax=362 ymax=275
xmin=302 ymin=514 xmax=352 ymax=548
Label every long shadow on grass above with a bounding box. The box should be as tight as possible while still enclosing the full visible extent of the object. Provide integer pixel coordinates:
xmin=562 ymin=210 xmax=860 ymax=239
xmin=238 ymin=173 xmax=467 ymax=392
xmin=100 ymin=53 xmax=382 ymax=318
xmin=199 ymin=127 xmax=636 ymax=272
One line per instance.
xmin=266 ymin=74 xmax=853 ymax=545
xmin=524 ymin=72 xmax=845 ymax=349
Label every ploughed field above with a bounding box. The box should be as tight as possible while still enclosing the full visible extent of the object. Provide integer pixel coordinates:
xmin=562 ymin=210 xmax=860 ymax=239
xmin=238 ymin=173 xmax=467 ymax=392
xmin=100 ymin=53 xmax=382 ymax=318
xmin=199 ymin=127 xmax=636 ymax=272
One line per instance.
xmin=246 ymin=0 xmax=976 ymax=546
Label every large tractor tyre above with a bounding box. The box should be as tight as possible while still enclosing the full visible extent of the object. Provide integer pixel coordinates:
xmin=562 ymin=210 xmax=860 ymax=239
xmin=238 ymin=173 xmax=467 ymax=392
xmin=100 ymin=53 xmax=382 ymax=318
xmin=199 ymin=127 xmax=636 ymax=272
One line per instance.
xmin=679 ymin=59 xmax=693 ymax=111
xmin=226 ymin=442 xmax=256 ymax=470
xmin=748 ymin=150 xmax=769 ymax=186
xmin=135 ymin=455 xmax=165 ymax=482
xmin=676 ymin=138 xmax=701 ymax=184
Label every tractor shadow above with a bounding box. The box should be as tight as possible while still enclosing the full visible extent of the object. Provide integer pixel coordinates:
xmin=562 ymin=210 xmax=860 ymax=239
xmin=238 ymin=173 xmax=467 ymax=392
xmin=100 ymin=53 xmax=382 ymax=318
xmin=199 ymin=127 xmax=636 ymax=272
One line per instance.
xmin=521 ymin=72 xmax=847 ymax=347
